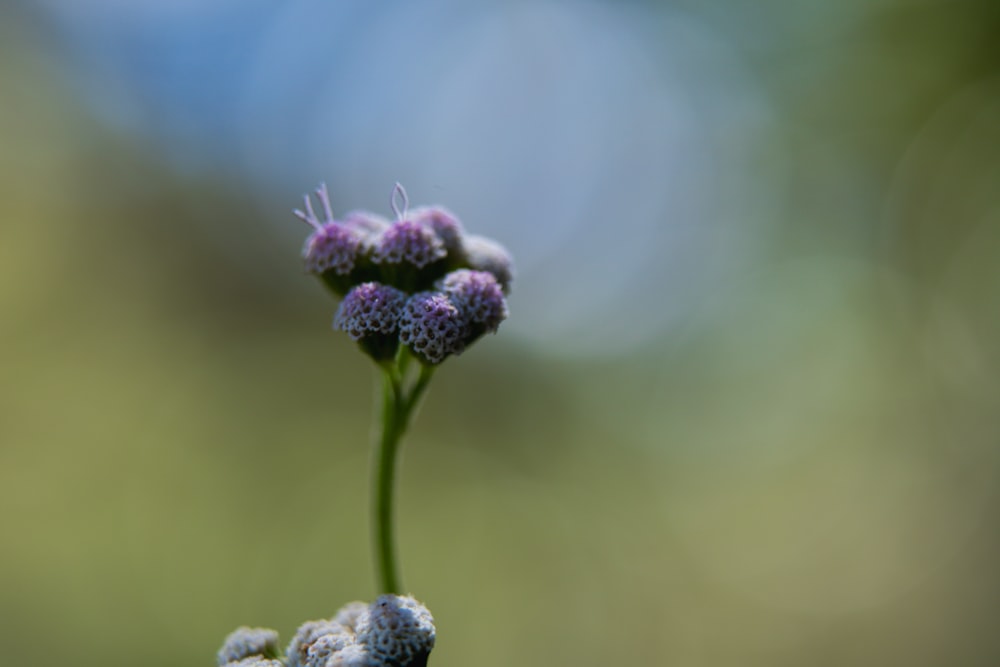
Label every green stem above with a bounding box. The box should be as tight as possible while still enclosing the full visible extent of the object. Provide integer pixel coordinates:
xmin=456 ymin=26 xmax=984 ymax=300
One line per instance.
xmin=372 ymin=362 xmax=435 ymax=595
xmin=374 ymin=369 xmax=404 ymax=595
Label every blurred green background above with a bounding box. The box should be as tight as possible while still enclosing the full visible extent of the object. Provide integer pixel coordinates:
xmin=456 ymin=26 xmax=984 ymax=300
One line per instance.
xmin=2 ymin=1 xmax=999 ymax=666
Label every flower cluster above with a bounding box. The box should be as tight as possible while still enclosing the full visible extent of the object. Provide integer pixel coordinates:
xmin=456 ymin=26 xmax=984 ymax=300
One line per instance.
xmin=297 ymin=184 xmax=512 ymax=364
xmin=218 ymin=595 xmax=436 ymax=667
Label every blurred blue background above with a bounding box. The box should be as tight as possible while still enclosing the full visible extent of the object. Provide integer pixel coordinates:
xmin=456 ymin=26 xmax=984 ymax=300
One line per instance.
xmin=2 ymin=1 xmax=999 ymax=665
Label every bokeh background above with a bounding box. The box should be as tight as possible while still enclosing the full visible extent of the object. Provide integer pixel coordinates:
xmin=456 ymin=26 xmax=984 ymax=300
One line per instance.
xmin=2 ymin=1 xmax=999 ymax=665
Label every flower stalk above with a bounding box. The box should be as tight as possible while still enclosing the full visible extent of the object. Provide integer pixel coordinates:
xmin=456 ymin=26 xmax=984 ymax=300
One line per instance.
xmin=373 ymin=354 xmax=434 ymax=595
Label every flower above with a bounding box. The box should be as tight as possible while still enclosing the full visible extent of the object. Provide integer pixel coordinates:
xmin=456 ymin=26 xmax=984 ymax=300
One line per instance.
xmin=438 ymin=269 xmax=508 ymax=337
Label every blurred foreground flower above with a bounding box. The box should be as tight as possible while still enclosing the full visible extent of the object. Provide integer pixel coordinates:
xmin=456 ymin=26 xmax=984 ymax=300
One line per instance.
xmin=220 ymin=595 xmax=435 ymax=667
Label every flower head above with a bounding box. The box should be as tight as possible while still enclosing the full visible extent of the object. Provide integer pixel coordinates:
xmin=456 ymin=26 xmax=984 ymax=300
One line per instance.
xmin=334 ymin=282 xmax=407 ymax=361
xmin=296 ymin=184 xmax=366 ymax=276
xmin=461 ymin=234 xmax=514 ymax=294
xmin=438 ymin=269 xmax=507 ymax=334
xmin=217 ymin=627 xmax=280 ymax=666
xmin=302 ymin=224 xmax=365 ymax=276
xmin=356 ymin=595 xmax=436 ymax=667
xmin=399 ymin=292 xmax=467 ymax=365
xmin=371 ymin=220 xmax=447 ymax=270
xmin=334 ymin=283 xmax=407 ymax=341
xmin=305 ymin=631 xmax=356 ymax=667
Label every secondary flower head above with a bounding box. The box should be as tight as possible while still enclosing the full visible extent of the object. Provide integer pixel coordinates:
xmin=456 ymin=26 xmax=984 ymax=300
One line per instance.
xmin=217 ymin=627 xmax=281 ymax=666
xmin=399 ymin=291 xmax=467 ymax=365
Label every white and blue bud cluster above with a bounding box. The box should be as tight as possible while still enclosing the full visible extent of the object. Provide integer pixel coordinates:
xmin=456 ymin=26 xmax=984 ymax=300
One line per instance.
xmin=297 ymin=184 xmax=512 ymax=365
xmin=219 ymin=595 xmax=435 ymax=667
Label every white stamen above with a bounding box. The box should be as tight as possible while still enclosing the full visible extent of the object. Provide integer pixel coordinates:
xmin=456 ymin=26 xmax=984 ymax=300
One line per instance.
xmin=391 ymin=182 xmax=409 ymax=221
xmin=316 ymin=183 xmax=335 ymax=223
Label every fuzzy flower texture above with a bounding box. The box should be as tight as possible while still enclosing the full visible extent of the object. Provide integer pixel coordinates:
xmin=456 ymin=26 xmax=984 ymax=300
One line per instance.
xmin=218 ymin=595 xmax=435 ymax=667
xmin=296 ymin=184 xmax=512 ymax=365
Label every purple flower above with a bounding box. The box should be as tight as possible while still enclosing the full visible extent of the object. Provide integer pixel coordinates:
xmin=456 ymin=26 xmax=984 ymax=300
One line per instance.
xmin=399 ymin=292 xmax=467 ymax=365
xmin=295 ymin=184 xmax=365 ymax=276
xmin=371 ymin=220 xmax=446 ymax=269
xmin=461 ymin=234 xmax=514 ymax=294
xmin=302 ymin=224 xmax=365 ymax=275
xmin=334 ymin=283 xmax=407 ymax=341
xmin=437 ymin=269 xmax=507 ymax=334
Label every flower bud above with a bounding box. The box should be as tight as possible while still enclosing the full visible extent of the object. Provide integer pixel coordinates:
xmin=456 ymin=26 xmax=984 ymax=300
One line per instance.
xmin=437 ymin=269 xmax=508 ymax=347
xmin=399 ymin=292 xmax=467 ymax=365
xmin=305 ymin=631 xmax=356 ymax=667
xmin=296 ymin=184 xmax=369 ymax=296
xmin=460 ymin=234 xmax=514 ymax=294
xmin=334 ymin=283 xmax=407 ymax=362
xmin=371 ymin=221 xmax=448 ymax=291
